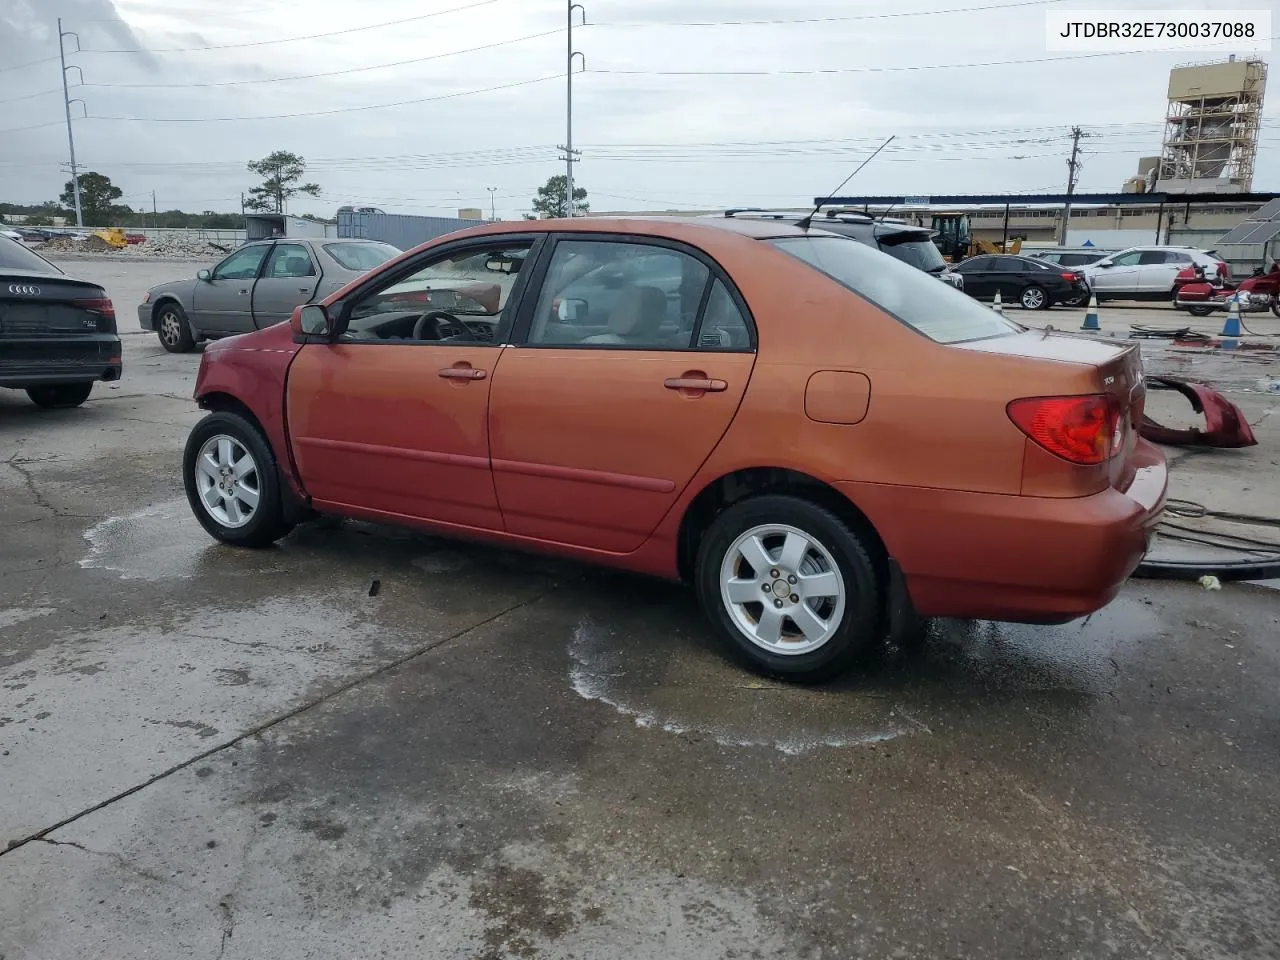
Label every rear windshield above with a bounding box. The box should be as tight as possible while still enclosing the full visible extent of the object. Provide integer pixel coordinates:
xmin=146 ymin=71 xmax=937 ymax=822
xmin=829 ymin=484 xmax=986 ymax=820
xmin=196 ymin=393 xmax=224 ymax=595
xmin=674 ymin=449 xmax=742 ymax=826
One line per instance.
xmin=771 ymin=236 xmax=1021 ymax=344
xmin=876 ymin=231 xmax=947 ymax=273
xmin=0 ymin=235 xmax=62 ymax=274
xmin=323 ymin=241 xmax=400 ymax=272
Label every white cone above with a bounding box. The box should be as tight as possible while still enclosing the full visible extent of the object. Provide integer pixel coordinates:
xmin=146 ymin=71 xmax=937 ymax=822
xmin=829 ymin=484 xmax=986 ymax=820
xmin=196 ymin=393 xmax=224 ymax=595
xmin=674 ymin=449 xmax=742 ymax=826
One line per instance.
xmin=992 ymin=290 xmax=1003 ymax=315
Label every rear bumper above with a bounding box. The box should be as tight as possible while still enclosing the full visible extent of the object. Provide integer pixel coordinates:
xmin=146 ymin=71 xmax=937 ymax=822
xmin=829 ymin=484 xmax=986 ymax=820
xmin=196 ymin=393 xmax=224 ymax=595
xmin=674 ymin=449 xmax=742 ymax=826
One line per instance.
xmin=838 ymin=440 xmax=1168 ymax=623
xmin=0 ymin=335 xmax=123 ymax=387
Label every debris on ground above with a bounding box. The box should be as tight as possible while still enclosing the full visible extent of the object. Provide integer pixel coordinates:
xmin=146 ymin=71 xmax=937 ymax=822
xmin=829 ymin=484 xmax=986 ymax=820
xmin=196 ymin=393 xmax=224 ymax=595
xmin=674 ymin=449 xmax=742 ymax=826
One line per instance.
xmin=1141 ymin=376 xmax=1258 ymax=449
xmin=1198 ymin=574 xmax=1222 ymax=590
xmin=37 ymin=232 xmax=229 ymax=260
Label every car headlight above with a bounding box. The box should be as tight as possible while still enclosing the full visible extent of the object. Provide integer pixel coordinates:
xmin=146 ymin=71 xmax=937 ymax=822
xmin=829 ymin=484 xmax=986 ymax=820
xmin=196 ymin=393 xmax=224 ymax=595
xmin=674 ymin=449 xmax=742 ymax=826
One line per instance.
xmin=141 ymin=291 xmax=151 ymax=304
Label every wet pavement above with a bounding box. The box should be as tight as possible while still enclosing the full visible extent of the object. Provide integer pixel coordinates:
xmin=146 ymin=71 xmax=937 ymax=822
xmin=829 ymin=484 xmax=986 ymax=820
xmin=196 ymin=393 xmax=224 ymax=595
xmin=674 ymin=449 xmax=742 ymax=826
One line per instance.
xmin=2 ymin=318 xmax=1279 ymax=958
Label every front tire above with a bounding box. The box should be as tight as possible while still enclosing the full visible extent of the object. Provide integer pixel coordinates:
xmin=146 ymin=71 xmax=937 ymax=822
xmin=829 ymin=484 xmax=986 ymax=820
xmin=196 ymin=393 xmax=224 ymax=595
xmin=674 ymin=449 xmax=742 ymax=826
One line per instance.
xmin=183 ymin=411 xmax=292 ymax=547
xmin=1187 ymin=305 xmax=1214 ymax=318
xmin=26 ymin=382 xmax=93 ymax=408
xmin=695 ymin=495 xmax=882 ymax=683
xmin=155 ymin=301 xmax=195 ymax=353
xmin=1020 ymin=285 xmax=1049 ymax=310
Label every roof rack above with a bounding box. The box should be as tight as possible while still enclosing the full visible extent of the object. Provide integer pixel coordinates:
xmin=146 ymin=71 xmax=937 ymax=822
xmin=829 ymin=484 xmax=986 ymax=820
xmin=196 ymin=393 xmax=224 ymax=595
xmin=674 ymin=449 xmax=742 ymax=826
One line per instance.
xmin=723 ymin=208 xmax=796 ymax=219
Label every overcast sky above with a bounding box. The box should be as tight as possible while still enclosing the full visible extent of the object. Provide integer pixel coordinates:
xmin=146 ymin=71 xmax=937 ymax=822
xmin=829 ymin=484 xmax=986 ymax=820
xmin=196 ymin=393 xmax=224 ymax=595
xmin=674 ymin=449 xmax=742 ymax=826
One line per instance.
xmin=1 ymin=0 xmax=1276 ymax=219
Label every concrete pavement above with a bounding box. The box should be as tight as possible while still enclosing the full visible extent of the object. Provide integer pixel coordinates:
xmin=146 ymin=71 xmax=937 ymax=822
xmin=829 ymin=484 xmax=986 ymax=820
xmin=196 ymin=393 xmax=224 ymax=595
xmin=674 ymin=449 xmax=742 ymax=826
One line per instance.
xmin=1 ymin=262 xmax=1277 ymax=959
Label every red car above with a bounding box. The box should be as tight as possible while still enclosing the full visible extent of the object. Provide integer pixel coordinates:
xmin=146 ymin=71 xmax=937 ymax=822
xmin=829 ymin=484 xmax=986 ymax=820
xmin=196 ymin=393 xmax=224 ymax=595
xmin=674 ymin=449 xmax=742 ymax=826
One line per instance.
xmin=183 ymin=216 xmax=1167 ymax=682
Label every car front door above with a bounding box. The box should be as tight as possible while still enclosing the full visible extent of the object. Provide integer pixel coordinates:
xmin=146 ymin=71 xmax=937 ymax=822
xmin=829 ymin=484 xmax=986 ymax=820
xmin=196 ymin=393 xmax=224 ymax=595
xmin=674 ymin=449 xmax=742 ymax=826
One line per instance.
xmin=285 ymin=237 xmax=539 ymax=529
xmin=990 ymin=256 xmax=1028 ymax=301
xmin=953 ymin=256 xmax=994 ymax=298
xmin=252 ymin=242 xmax=320 ymax=328
xmin=486 ymin=236 xmax=756 ymax=553
xmin=1089 ymin=250 xmax=1143 ymax=295
xmin=192 ymin=243 xmax=270 ymax=333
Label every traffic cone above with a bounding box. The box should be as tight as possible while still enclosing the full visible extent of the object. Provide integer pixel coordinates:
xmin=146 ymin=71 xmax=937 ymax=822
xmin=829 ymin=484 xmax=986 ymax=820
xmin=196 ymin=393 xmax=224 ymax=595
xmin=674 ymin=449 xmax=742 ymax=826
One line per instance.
xmin=1079 ymin=292 xmax=1100 ymax=331
xmin=1220 ymin=295 xmax=1242 ymax=338
xmin=992 ymin=290 xmax=1003 ymax=315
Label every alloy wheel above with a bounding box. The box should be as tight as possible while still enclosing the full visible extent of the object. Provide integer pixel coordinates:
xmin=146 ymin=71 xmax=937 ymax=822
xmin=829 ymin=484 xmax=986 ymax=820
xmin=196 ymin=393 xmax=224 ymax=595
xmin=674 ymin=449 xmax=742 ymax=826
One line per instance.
xmin=159 ymin=310 xmax=182 ymax=347
xmin=193 ymin=434 xmax=261 ymax=529
xmin=1021 ymin=287 xmax=1046 ymax=309
xmin=718 ymin=523 xmax=847 ymax=656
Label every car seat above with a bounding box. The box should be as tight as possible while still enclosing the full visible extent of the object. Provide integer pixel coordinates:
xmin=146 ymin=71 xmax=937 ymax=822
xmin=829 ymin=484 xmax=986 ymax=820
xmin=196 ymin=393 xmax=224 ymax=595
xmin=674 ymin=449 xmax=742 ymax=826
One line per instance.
xmin=582 ymin=285 xmax=667 ymax=345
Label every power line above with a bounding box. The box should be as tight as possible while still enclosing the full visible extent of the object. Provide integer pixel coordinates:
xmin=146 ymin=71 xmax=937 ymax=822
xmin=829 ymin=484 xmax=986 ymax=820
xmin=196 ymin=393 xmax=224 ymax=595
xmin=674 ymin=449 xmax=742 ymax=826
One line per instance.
xmin=589 ymin=36 xmax=1280 ymax=76
xmin=0 ymin=55 xmax=61 ymax=76
xmin=76 ymin=0 xmax=498 ymax=53
xmin=81 ymin=29 xmax=563 ymax=89
xmin=596 ymin=0 xmax=1071 ymax=26
xmin=0 ymin=87 xmax=65 ymax=105
xmin=80 ymin=75 xmax=563 ymax=123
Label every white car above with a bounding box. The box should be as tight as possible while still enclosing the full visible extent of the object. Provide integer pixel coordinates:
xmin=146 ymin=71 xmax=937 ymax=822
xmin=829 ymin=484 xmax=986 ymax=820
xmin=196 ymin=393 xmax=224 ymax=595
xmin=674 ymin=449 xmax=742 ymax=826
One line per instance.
xmin=1078 ymin=246 xmax=1224 ymax=302
xmin=0 ymin=229 xmax=22 ymax=242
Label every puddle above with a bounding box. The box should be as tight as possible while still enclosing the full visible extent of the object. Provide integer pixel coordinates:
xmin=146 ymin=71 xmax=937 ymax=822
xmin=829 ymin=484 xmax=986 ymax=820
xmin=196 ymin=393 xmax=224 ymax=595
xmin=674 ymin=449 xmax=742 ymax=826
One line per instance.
xmin=79 ymin=498 xmax=291 ymax=581
xmin=0 ymin=607 xmax=55 ymax=631
xmin=567 ymin=619 xmax=910 ymax=755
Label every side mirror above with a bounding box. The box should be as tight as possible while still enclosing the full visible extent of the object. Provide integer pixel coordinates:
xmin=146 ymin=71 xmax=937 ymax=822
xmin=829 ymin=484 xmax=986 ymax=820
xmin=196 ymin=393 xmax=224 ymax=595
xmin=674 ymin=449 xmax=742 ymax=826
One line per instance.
xmin=197 ymin=268 xmax=212 ymax=281
xmin=295 ymin=304 xmax=333 ymax=338
xmin=557 ymin=298 xmax=589 ymax=323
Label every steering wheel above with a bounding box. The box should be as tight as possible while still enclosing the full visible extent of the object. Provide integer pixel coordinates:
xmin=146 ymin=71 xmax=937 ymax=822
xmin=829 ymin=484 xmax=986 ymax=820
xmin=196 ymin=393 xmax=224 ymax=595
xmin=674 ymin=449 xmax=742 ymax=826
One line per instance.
xmin=412 ymin=310 xmax=474 ymax=342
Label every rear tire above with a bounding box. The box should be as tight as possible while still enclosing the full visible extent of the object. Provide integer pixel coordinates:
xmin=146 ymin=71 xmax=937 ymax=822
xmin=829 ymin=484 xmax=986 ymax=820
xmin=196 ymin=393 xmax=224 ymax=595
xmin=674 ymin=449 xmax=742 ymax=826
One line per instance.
xmin=155 ymin=302 xmax=195 ymax=353
xmin=695 ymin=495 xmax=882 ymax=683
xmin=1020 ymin=285 xmax=1049 ymax=310
xmin=26 ymin=382 xmax=93 ymax=408
xmin=183 ymin=411 xmax=292 ymax=547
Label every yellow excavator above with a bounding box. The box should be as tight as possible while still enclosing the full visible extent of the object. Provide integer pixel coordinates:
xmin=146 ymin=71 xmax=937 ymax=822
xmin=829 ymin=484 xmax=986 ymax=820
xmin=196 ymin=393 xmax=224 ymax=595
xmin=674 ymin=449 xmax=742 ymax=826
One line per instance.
xmin=929 ymin=213 xmax=1021 ymax=262
xmin=89 ymin=227 xmax=129 ymax=249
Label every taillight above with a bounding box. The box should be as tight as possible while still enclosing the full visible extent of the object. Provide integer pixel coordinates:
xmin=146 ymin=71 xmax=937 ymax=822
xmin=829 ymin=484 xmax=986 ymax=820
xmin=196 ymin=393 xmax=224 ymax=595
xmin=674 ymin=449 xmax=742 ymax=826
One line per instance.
xmin=73 ymin=297 xmax=116 ymax=332
xmin=1059 ymin=272 xmax=1083 ymax=282
xmin=1007 ymin=394 xmax=1122 ymax=465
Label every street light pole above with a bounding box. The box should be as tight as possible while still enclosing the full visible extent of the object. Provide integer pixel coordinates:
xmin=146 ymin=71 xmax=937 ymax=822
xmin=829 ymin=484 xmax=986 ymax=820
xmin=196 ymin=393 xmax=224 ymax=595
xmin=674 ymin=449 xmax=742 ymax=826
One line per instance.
xmin=58 ymin=18 xmax=84 ymax=228
xmin=486 ymin=186 xmax=498 ymax=221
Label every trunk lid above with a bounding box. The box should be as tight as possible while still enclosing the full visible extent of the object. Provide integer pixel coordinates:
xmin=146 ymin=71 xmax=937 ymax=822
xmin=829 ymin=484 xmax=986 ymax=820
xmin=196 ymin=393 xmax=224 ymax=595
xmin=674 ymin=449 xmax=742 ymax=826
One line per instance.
xmin=958 ymin=330 xmax=1145 ymax=493
xmin=0 ymin=272 xmax=110 ymax=337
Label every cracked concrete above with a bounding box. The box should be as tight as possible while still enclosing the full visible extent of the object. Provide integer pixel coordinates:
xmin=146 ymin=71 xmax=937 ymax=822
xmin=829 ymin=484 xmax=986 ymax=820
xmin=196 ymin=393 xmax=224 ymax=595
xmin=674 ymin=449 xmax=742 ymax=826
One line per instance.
xmin=1 ymin=263 xmax=1278 ymax=959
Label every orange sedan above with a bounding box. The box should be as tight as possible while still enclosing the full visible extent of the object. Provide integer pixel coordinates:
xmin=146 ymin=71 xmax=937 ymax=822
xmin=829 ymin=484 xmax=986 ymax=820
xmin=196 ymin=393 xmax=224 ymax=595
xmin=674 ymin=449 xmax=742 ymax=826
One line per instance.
xmin=183 ymin=216 xmax=1166 ymax=682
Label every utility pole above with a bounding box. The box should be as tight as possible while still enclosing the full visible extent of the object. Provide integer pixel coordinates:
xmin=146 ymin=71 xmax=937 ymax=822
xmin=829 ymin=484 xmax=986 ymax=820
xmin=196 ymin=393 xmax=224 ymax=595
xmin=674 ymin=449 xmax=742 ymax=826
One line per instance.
xmin=1058 ymin=125 xmax=1085 ymax=245
xmin=560 ymin=2 xmax=585 ymax=218
xmin=486 ymin=186 xmax=498 ymax=221
xmin=58 ymin=18 xmax=84 ymax=228
xmin=152 ymin=190 xmax=157 ymax=229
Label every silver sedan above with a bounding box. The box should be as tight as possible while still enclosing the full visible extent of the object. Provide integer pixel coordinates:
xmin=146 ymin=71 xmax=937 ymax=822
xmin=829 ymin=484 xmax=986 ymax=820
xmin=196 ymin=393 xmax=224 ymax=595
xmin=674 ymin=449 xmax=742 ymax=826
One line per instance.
xmin=137 ymin=237 xmax=401 ymax=352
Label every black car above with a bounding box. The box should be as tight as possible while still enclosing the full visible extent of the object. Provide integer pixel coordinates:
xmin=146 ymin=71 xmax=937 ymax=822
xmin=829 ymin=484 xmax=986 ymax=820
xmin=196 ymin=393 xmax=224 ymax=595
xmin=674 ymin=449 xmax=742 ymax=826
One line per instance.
xmin=949 ymin=254 xmax=1088 ymax=310
xmin=722 ymin=209 xmax=965 ymax=290
xmin=0 ymin=236 xmax=121 ymax=408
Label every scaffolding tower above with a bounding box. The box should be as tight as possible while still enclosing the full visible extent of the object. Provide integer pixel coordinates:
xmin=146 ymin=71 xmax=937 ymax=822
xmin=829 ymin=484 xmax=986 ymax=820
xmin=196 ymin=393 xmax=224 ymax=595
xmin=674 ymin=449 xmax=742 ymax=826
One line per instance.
xmin=1156 ymin=56 xmax=1267 ymax=194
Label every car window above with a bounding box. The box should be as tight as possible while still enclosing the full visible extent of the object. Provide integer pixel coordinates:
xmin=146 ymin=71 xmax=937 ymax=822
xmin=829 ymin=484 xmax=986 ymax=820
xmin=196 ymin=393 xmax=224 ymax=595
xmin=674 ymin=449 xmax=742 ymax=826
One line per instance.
xmin=528 ymin=240 xmax=709 ymax=349
xmin=772 ymin=236 xmax=1021 ymax=344
xmin=263 ymin=243 xmax=316 ymax=279
xmin=696 ymin=280 xmax=752 ymax=350
xmin=1034 ymin=253 xmax=1062 ymax=264
xmin=0 ymin=235 xmax=62 ymax=274
xmin=992 ymin=257 xmax=1024 ymax=271
xmin=213 ymin=245 xmax=269 ymax=280
xmin=876 ymin=232 xmax=947 ymax=273
xmin=954 ymin=257 xmax=991 ymax=273
xmin=1108 ymin=251 xmax=1143 ymax=267
xmin=324 ymin=241 xmax=400 ymax=272
xmin=1022 ymin=258 xmax=1051 ymax=271
xmin=1138 ymin=250 xmax=1171 ymax=265
xmin=344 ymin=242 xmax=532 ymax=344
xmin=1170 ymin=251 xmax=1193 ymax=263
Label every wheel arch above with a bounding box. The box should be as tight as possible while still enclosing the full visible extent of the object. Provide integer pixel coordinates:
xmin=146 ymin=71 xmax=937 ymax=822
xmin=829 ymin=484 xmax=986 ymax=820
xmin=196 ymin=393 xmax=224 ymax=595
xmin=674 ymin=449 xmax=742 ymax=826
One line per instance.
xmin=151 ymin=295 xmax=199 ymax=337
xmin=675 ymin=466 xmax=889 ymax=587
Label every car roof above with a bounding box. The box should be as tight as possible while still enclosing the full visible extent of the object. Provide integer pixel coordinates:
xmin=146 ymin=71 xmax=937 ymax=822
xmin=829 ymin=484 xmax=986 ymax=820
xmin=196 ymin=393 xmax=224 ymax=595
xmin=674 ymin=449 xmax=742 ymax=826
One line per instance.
xmin=448 ymin=215 xmax=825 ymax=241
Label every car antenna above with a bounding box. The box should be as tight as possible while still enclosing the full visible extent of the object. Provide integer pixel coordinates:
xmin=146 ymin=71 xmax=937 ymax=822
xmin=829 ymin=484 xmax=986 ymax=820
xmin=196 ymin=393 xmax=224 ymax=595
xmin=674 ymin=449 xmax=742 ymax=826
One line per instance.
xmin=876 ymin=202 xmax=897 ymax=223
xmin=797 ymin=134 xmax=895 ymax=230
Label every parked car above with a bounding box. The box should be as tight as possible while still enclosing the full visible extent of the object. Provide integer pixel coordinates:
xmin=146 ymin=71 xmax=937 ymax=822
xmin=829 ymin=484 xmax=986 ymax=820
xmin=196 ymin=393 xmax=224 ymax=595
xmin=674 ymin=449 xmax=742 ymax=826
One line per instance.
xmin=181 ymin=217 xmax=1166 ymax=682
xmin=138 ymin=237 xmax=401 ymax=352
xmin=1027 ymin=248 xmax=1115 ymax=268
xmin=719 ymin=209 xmax=964 ymax=290
xmin=1077 ymin=246 xmax=1226 ymax=302
xmin=1 ymin=228 xmax=23 ymax=242
xmin=949 ymin=254 xmax=1089 ymax=309
xmin=0 ymin=235 xmax=121 ymax=408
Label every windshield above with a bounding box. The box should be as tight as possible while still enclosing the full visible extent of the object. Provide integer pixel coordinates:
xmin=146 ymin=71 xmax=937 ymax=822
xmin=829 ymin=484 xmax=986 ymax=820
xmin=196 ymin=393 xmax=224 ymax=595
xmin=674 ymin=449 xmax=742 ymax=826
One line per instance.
xmin=771 ymin=236 xmax=1022 ymax=344
xmin=876 ymin=231 xmax=947 ymax=273
xmin=0 ymin=235 xmax=62 ymax=274
xmin=323 ymin=241 xmax=401 ymax=272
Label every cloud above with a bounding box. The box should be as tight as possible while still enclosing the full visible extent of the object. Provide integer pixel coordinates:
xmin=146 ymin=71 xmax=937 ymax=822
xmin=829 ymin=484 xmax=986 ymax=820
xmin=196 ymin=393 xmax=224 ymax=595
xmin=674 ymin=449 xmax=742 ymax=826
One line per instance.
xmin=0 ymin=0 xmax=1274 ymax=219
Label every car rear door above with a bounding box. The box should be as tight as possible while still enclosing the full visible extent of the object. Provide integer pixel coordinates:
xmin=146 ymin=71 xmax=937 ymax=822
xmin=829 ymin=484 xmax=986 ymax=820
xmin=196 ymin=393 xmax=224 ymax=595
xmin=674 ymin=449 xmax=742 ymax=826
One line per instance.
xmin=252 ymin=242 xmax=320 ymax=327
xmin=1138 ymin=250 xmax=1181 ymax=294
xmin=1089 ymin=250 xmax=1143 ymax=295
xmin=486 ymin=235 xmax=756 ymax=553
xmin=990 ymin=257 xmax=1029 ymax=300
xmin=192 ymin=243 xmax=270 ymax=333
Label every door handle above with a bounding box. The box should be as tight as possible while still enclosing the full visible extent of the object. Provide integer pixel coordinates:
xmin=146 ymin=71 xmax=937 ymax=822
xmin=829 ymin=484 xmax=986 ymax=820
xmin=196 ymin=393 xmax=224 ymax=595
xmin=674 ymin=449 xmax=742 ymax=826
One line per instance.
xmin=299 ymin=287 xmax=310 ymax=293
xmin=664 ymin=376 xmax=727 ymax=393
xmin=438 ymin=366 xmax=487 ymax=381
xmin=238 ymin=289 xmax=249 ymax=296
